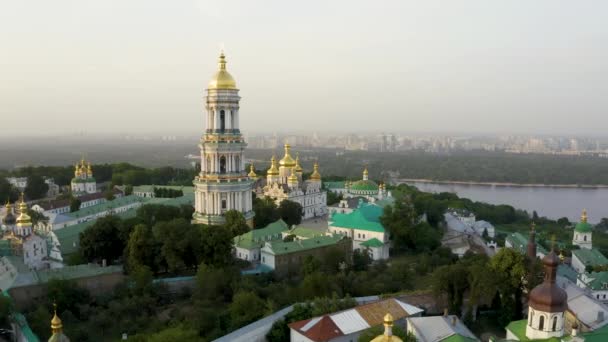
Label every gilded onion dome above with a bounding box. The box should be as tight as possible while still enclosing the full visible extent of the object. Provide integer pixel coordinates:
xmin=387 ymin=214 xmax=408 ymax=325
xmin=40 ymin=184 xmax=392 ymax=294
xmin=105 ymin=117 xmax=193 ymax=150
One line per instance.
xmin=74 ymin=164 xmax=80 ymax=177
xmin=248 ymin=163 xmax=258 ymax=178
xmin=208 ymin=51 xmax=237 ymax=90
xmin=288 ymin=168 xmax=298 ymax=183
xmin=15 ymin=194 xmax=31 ymax=227
xmin=267 ymin=156 xmax=279 ymax=176
xmin=279 ymin=144 xmax=296 ymax=167
xmin=371 ymin=313 xmax=402 ymax=342
xmin=49 ymin=303 xmax=70 ymax=342
xmin=3 ymin=201 xmax=15 ymax=225
xmin=86 ymin=162 xmax=93 ymax=176
xmin=310 ymin=162 xmax=322 ymax=181
xmin=294 ymin=153 xmax=303 ymax=173
xmin=575 ymin=209 xmax=593 ymax=233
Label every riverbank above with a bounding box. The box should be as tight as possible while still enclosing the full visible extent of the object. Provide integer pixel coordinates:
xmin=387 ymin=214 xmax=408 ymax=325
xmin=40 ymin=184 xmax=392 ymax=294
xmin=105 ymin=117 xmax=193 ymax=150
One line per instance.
xmin=394 ymin=178 xmax=608 ymax=189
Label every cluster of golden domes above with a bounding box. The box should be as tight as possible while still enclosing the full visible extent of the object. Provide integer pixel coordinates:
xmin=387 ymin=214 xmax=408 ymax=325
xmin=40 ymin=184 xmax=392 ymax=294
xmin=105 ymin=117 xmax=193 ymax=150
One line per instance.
xmin=266 ymin=144 xmax=322 ymax=182
xmin=74 ymin=158 xmax=93 ymax=178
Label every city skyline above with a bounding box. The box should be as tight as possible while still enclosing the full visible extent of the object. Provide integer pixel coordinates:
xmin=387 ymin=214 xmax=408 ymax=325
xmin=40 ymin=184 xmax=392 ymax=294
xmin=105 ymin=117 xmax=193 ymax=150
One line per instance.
xmin=2 ymin=1 xmax=608 ymax=136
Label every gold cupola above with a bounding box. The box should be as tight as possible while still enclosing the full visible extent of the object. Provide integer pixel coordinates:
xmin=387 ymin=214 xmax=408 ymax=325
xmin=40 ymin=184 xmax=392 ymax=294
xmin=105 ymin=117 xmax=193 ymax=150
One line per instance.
xmin=310 ymin=162 xmax=321 ymax=181
xmin=74 ymin=163 xmax=80 ymax=177
xmin=15 ymin=193 xmax=31 ymax=227
xmin=288 ymin=167 xmax=298 ymax=184
xmin=267 ymin=156 xmax=279 ymax=176
xmin=294 ymin=153 xmax=303 ymax=173
xmin=248 ymin=163 xmax=258 ymax=178
xmin=208 ymin=51 xmax=237 ymax=90
xmin=581 ymin=209 xmax=588 ymax=223
xmin=279 ymin=144 xmax=296 ymax=167
xmin=371 ymin=313 xmax=403 ymax=342
xmin=86 ymin=162 xmax=93 ymax=177
xmin=49 ymin=303 xmax=70 ymax=342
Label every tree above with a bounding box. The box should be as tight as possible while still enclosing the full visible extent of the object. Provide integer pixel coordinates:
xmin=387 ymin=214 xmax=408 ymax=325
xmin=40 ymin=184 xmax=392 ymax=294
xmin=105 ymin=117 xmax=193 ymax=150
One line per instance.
xmin=152 ymin=219 xmax=197 ymax=272
xmin=104 ymin=188 xmax=115 ymax=201
xmin=0 ymin=295 xmax=12 ymax=326
xmin=24 ymin=175 xmax=49 ymax=200
xmin=126 ymin=224 xmax=160 ymax=273
xmin=224 ymin=210 xmax=249 ymax=237
xmin=278 ymin=200 xmax=302 ymax=227
xmin=124 ymin=185 xmax=133 ymax=196
xmin=0 ymin=178 xmax=18 ymax=203
xmin=69 ymin=197 xmax=81 ymax=212
xmin=253 ymin=197 xmax=280 ymax=229
xmin=46 ymin=279 xmax=90 ymax=317
xmin=131 ymin=325 xmax=202 ymax=342
xmin=195 ymin=263 xmax=240 ymax=303
xmin=197 ymin=224 xmax=234 ymax=267
xmin=380 ymin=199 xmax=418 ymax=253
xmin=352 ymin=249 xmax=372 ymax=271
xmin=79 ymin=216 xmax=125 ymax=263
xmin=229 ymin=291 xmax=266 ymax=329
xmin=327 ymin=191 xmax=342 ymax=206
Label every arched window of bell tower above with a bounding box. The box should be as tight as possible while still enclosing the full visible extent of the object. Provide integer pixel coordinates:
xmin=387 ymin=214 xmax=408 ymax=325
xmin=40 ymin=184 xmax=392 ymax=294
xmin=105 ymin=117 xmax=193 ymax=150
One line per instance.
xmin=584 ymin=235 xmax=587 ymax=241
xmin=230 ymin=110 xmax=234 ymax=130
xmin=552 ymin=316 xmax=558 ymax=331
xmin=206 ymin=156 xmax=211 ymax=173
xmin=220 ymin=110 xmax=226 ymax=131
xmin=220 ymin=156 xmax=227 ymax=174
xmin=235 ymin=156 xmax=240 ymax=171
xmin=539 ymin=315 xmax=545 ymax=330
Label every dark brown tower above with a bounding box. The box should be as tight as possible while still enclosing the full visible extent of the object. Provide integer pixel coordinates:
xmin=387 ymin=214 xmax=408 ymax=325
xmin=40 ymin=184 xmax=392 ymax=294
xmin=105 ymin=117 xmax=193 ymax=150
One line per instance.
xmin=527 ymin=222 xmax=537 ymax=260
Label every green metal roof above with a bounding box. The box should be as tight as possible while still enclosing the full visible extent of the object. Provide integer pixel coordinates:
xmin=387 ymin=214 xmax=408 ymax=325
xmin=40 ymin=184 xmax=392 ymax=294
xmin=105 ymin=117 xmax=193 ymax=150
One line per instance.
xmin=572 ymin=248 xmax=608 ymax=267
xmin=505 ymin=319 xmax=560 ymax=342
xmin=234 ymin=219 xmax=289 ymax=249
xmin=71 ymin=177 xmax=95 ymax=183
xmin=584 ymin=271 xmax=608 ymax=291
xmin=575 ymin=221 xmax=593 ymax=233
xmin=361 ymin=237 xmax=384 ymax=248
xmin=262 ymin=234 xmax=346 ymax=256
xmin=323 ymin=181 xmax=345 ymax=190
xmin=442 ymin=334 xmax=478 ymax=342
xmin=286 ymin=226 xmax=325 ymax=239
xmin=330 ymin=203 xmax=385 ymax=233
xmin=349 ymin=179 xmax=379 ymax=191
xmin=505 ymin=232 xmax=548 ymax=255
xmin=133 ymin=185 xmax=194 ymax=194
xmin=65 ymin=195 xmax=143 ymax=219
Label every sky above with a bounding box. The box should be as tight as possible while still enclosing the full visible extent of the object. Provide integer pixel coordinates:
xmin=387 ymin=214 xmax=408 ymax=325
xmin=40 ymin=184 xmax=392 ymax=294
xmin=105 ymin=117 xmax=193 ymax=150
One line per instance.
xmin=1 ymin=0 xmax=607 ymax=136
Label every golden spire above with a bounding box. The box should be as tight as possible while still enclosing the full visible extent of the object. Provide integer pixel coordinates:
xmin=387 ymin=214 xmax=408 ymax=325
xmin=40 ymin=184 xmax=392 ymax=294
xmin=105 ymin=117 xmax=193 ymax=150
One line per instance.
xmin=288 ymin=167 xmax=298 ymax=184
xmin=51 ymin=303 xmax=63 ymax=334
xmin=310 ymin=161 xmax=322 ymax=181
xmin=581 ymin=209 xmax=588 ymax=223
xmin=74 ymin=163 xmax=80 ymax=177
xmin=267 ymin=156 xmax=279 ymax=176
xmin=371 ymin=313 xmax=402 ymax=342
xmin=248 ymin=163 xmax=258 ymax=178
xmin=294 ymin=153 xmax=303 ymax=173
xmin=16 ymin=193 xmax=31 ymax=227
xmin=86 ymin=162 xmax=93 ymax=176
xmin=279 ymin=143 xmax=296 ymax=167
xmin=208 ymin=51 xmax=237 ymax=89
xmin=363 ymin=166 xmax=369 ymax=180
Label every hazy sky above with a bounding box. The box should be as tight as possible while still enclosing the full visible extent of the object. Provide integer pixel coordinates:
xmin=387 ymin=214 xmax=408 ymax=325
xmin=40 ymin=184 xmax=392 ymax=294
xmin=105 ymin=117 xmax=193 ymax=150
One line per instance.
xmin=2 ymin=1 xmax=607 ymax=136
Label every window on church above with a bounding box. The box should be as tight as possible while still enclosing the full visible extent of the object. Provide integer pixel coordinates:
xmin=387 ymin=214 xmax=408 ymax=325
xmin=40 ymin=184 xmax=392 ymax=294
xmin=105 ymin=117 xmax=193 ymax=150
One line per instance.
xmin=222 ymin=200 xmax=226 ymax=209
xmin=584 ymin=235 xmax=587 ymax=241
xmin=538 ymin=315 xmax=545 ymax=330
xmin=552 ymin=316 xmax=557 ymax=331
xmin=220 ymin=156 xmax=227 ymax=174
xmin=220 ymin=110 xmax=225 ymax=131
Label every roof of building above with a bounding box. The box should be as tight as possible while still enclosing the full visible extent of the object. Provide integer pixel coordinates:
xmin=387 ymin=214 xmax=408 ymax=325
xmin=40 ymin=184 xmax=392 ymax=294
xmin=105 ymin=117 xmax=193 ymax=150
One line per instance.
xmin=441 ymin=334 xmax=478 ymax=342
xmin=286 ymin=226 xmax=326 ymax=239
xmin=557 ymin=264 xmax=578 ymax=283
xmin=585 ymin=271 xmax=608 ymax=291
xmin=329 ymin=196 xmax=368 ymax=209
xmin=289 ymin=298 xmax=423 ymax=341
xmin=36 ymin=199 xmax=71 ymax=211
xmin=505 ymin=319 xmax=562 ymax=342
xmin=349 ymin=179 xmax=379 ymax=192
xmin=407 ymin=315 xmax=479 ymax=342
xmin=330 ymin=203 xmax=385 ymax=233
xmin=555 ymin=276 xmax=608 ymax=331
xmin=572 ymin=248 xmax=608 ymax=267
xmin=234 ymin=220 xmax=289 ymax=250
xmin=262 ymin=234 xmax=346 ymax=256
xmin=324 ymin=181 xmax=346 ymax=190
xmin=505 ymin=232 xmax=548 ymax=255
xmin=562 ymin=324 xmax=608 ymax=342
xmin=65 ymin=195 xmax=142 ymax=219
xmin=132 ymin=185 xmax=194 ymax=194
xmin=361 ymin=238 xmax=384 ymax=248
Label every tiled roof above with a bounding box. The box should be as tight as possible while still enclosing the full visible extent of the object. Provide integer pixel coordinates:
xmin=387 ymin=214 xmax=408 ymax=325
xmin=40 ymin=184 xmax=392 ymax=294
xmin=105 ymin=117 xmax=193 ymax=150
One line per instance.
xmin=330 ymin=203 xmax=385 ymax=233
xmin=572 ymin=248 xmax=608 ymax=267
xmin=407 ymin=315 xmax=479 ymax=342
xmin=289 ymin=298 xmax=423 ymax=342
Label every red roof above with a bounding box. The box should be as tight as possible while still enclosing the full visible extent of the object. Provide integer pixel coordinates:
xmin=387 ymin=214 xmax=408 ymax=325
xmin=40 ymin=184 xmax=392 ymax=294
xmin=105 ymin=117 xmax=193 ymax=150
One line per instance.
xmin=289 ymin=316 xmax=344 ymax=342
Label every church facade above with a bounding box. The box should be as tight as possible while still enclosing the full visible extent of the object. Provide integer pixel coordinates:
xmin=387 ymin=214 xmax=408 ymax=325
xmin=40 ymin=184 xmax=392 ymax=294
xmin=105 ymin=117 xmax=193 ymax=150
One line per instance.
xmin=193 ymin=52 xmax=255 ymax=226
xmin=254 ymin=144 xmax=327 ymax=220
xmin=71 ymin=158 xmax=96 ymax=195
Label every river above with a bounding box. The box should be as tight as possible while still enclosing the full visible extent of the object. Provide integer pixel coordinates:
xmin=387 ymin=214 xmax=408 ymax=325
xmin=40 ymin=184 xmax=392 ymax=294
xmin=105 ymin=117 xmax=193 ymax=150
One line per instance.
xmin=401 ymin=181 xmax=608 ymax=223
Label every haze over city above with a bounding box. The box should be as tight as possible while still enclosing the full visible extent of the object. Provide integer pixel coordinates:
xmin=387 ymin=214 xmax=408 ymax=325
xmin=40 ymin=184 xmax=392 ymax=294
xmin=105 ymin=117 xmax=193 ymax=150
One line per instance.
xmin=2 ymin=0 xmax=608 ymax=136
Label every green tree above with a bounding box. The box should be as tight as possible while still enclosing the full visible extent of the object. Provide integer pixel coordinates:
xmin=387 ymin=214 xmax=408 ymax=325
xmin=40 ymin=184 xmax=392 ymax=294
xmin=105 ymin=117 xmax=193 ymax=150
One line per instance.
xmin=278 ymin=200 xmax=302 ymax=227
xmin=229 ymin=291 xmax=266 ymax=329
xmin=0 ymin=295 xmax=12 ymax=326
xmin=79 ymin=216 xmax=125 ymax=263
xmin=46 ymin=279 xmax=90 ymax=317
xmin=126 ymin=224 xmax=160 ymax=273
xmin=197 ymin=224 xmax=234 ymax=267
xmin=132 ymin=325 xmax=202 ymax=342
xmin=253 ymin=197 xmax=280 ymax=229
xmin=224 ymin=210 xmax=249 ymax=237
xmin=152 ymin=219 xmax=197 ymax=272
xmin=124 ymin=185 xmax=133 ymax=196
xmin=24 ymin=175 xmax=49 ymax=200
xmin=0 ymin=178 xmax=18 ymax=203
xmin=195 ymin=263 xmax=240 ymax=303
xmin=69 ymin=197 xmax=81 ymax=212
xmin=380 ymin=199 xmax=417 ymax=253
xmin=103 ymin=188 xmax=115 ymax=201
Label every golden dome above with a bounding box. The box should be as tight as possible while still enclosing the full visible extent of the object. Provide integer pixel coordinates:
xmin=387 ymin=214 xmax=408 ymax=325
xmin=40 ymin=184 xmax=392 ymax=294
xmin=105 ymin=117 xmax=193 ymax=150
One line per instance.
xmin=51 ymin=312 xmax=62 ymax=331
xmin=280 ymin=144 xmax=296 ymax=167
xmin=581 ymin=209 xmax=588 ymax=223
xmin=288 ymin=168 xmax=298 ymax=183
xmin=310 ymin=162 xmax=321 ymax=181
xmin=267 ymin=156 xmax=279 ymax=176
xmin=15 ymin=194 xmax=31 ymax=227
xmin=208 ymin=52 xmax=237 ymax=90
xmin=248 ymin=164 xmax=258 ymax=178
xmin=371 ymin=313 xmax=403 ymax=342
xmin=86 ymin=162 xmax=93 ymax=176
xmin=294 ymin=153 xmax=303 ymax=173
